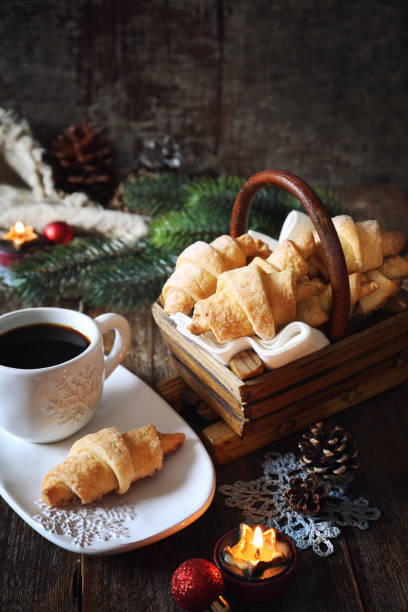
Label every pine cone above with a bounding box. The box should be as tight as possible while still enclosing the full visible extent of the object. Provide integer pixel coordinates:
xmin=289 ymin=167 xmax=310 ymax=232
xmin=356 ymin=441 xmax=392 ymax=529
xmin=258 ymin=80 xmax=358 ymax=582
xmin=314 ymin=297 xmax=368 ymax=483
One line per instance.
xmin=51 ymin=120 xmax=117 ymax=203
xmin=285 ymin=475 xmax=329 ymax=516
xmin=299 ymin=422 xmax=360 ymax=481
xmin=139 ymin=135 xmax=181 ymax=171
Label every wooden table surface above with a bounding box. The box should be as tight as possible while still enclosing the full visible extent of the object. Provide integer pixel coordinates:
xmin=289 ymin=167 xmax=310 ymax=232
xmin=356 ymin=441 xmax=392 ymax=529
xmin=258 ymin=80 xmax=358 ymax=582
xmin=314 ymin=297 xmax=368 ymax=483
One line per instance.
xmin=1 ymin=185 xmax=408 ymax=612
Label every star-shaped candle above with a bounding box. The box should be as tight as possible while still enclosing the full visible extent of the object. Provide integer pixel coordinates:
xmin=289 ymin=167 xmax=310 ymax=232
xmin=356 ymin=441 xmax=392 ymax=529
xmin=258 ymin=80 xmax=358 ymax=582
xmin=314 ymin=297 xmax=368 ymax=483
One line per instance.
xmin=0 ymin=221 xmax=40 ymax=266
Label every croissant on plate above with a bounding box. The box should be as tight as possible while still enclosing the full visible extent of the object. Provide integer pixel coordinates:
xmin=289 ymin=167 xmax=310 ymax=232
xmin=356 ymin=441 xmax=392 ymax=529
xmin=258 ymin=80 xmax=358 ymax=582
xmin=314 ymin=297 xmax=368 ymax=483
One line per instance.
xmin=161 ymin=233 xmax=270 ymax=315
xmin=41 ymin=425 xmax=185 ymax=507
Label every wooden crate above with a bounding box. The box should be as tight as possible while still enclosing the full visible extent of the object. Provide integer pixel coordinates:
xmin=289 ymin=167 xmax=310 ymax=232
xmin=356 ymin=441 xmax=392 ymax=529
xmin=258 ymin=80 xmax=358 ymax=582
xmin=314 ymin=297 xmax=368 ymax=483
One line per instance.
xmin=152 ymin=302 xmax=408 ymax=460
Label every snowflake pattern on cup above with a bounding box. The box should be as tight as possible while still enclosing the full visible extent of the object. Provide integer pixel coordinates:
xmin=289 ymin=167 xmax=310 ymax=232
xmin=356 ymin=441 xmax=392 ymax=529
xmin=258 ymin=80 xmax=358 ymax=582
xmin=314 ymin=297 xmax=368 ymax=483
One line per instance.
xmin=41 ymin=364 xmax=101 ymax=425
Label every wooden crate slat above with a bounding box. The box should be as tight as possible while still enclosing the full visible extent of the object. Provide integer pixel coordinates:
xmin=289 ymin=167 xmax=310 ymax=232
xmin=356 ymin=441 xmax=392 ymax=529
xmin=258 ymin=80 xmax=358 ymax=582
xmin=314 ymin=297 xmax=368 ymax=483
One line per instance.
xmin=169 ymin=355 xmax=248 ymax=436
xmin=155 ymin=375 xmax=188 ymax=412
xmin=248 ymin=332 xmax=408 ymax=419
xmin=201 ymin=354 xmax=408 ymax=464
xmin=161 ymin=332 xmax=246 ymax=419
xmin=152 ymin=303 xmax=244 ymax=398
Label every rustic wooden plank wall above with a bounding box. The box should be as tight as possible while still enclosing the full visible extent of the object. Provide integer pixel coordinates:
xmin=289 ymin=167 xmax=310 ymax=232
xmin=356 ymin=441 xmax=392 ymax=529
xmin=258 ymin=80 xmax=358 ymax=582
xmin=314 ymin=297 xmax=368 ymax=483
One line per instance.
xmin=0 ymin=1 xmax=407 ymax=188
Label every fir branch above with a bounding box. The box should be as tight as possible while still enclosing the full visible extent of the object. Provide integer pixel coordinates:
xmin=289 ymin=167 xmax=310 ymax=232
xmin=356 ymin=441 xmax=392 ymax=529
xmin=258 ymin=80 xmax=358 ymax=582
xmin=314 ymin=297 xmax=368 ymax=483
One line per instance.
xmin=149 ymin=208 xmax=232 ymax=253
xmin=185 ymin=175 xmax=288 ymax=216
xmin=117 ymin=172 xmax=192 ymax=216
xmin=84 ymin=245 xmax=177 ymax=311
xmin=8 ymin=237 xmax=139 ymax=305
xmin=185 ymin=175 xmax=245 ymax=212
xmin=183 ymin=175 xmax=305 ymax=238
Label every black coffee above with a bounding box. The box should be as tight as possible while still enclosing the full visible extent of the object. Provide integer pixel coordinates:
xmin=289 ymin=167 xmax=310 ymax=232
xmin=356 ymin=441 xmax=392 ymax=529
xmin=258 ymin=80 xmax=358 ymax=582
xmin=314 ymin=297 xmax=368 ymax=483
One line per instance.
xmin=0 ymin=323 xmax=90 ymax=369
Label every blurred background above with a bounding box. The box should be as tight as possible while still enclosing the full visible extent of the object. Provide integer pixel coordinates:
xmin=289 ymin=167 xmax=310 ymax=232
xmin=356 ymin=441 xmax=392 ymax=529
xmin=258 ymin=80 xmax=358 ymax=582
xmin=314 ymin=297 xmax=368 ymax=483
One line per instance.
xmin=0 ymin=0 xmax=407 ymax=190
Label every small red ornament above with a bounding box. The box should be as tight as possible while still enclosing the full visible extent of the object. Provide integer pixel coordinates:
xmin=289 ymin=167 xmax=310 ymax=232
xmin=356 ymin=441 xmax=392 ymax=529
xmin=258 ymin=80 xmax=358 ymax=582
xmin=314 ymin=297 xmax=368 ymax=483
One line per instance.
xmin=43 ymin=221 xmax=74 ymax=244
xmin=171 ymin=558 xmax=224 ymax=611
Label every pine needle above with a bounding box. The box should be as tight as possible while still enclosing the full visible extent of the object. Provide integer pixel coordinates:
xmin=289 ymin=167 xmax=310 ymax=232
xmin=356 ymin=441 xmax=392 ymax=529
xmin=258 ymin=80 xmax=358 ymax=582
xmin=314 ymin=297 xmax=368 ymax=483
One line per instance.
xmin=8 ymin=237 xmax=138 ymax=305
xmin=149 ymin=208 xmax=232 ymax=253
xmin=117 ymin=172 xmax=192 ymax=216
xmin=85 ymin=244 xmax=177 ymax=310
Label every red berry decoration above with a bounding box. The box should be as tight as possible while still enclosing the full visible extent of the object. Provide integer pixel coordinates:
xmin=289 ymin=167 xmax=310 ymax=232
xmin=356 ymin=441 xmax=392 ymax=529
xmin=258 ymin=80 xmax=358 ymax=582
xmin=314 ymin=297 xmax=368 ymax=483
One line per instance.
xmin=171 ymin=558 xmax=224 ymax=611
xmin=44 ymin=221 xmax=74 ymax=244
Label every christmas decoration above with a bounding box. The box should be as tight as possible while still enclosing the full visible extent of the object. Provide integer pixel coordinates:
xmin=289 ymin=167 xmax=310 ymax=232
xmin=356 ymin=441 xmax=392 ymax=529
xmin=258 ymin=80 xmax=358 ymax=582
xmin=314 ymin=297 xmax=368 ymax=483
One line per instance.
xmin=0 ymin=221 xmax=43 ymax=267
xmin=44 ymin=221 xmax=74 ymax=244
xmin=285 ymin=475 xmax=329 ymax=516
xmin=171 ymin=558 xmax=224 ymax=611
xmin=110 ymin=171 xmax=191 ymax=215
xmin=219 ymin=451 xmax=380 ymax=556
xmin=139 ymin=135 xmax=181 ymax=171
xmin=7 ymin=238 xmax=176 ymax=309
xmin=0 ymin=200 xmax=147 ymax=242
xmin=0 ymin=106 xmax=146 ymax=241
xmin=298 ymin=422 xmax=360 ymax=482
xmin=5 ymin=172 xmax=345 ymax=310
xmin=51 ymin=120 xmax=117 ymax=204
xmin=2 ymin=222 xmax=38 ymax=249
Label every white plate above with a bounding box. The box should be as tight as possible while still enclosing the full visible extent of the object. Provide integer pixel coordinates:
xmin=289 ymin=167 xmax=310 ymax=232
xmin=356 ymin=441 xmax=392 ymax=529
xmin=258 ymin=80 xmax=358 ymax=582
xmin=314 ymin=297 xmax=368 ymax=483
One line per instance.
xmin=0 ymin=365 xmax=216 ymax=555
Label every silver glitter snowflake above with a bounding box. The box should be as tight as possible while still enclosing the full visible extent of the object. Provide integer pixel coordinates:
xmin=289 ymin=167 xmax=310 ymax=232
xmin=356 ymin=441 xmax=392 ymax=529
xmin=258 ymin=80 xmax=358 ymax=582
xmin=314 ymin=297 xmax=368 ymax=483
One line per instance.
xmin=218 ymin=452 xmax=381 ymax=556
xmin=33 ymin=496 xmax=137 ymax=547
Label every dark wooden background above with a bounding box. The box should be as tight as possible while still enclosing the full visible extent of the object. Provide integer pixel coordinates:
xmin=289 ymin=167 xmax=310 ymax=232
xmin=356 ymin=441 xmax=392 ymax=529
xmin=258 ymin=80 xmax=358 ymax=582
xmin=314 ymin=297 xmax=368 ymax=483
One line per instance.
xmin=0 ymin=0 xmax=407 ymax=190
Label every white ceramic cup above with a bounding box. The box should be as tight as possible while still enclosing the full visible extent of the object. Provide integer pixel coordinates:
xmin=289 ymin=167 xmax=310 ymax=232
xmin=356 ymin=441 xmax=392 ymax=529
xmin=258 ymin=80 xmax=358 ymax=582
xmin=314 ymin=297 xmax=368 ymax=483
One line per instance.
xmin=0 ymin=307 xmax=131 ymax=443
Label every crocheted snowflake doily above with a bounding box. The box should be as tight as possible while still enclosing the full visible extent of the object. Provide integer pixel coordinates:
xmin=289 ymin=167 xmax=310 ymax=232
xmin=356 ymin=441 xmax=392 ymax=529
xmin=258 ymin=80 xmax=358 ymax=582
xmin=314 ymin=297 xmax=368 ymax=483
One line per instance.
xmin=218 ymin=452 xmax=381 ymax=556
xmin=33 ymin=497 xmax=137 ymax=547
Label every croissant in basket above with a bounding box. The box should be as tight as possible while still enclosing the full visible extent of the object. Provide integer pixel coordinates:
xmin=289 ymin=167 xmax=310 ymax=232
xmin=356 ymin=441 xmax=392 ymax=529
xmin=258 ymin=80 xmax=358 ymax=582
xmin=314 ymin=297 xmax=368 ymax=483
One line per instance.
xmin=187 ymin=215 xmax=408 ymax=342
xmin=161 ymin=233 xmax=270 ymax=315
xmin=41 ymin=425 xmax=185 ymax=507
xmin=309 ymin=215 xmax=405 ymax=278
xmin=188 ymin=262 xmax=325 ymax=342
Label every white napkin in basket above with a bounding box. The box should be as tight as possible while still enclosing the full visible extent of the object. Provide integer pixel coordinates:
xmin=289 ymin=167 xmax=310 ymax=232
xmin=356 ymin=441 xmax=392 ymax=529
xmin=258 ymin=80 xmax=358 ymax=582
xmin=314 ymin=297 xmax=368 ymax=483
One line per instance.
xmin=170 ymin=313 xmax=329 ymax=368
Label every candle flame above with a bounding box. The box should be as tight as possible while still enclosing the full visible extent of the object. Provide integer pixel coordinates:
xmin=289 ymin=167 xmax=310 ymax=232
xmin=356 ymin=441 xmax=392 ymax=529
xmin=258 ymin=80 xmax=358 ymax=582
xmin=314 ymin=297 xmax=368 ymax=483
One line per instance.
xmin=223 ymin=523 xmax=285 ymax=573
xmin=15 ymin=221 xmax=25 ymax=234
xmin=253 ymin=526 xmax=263 ymax=549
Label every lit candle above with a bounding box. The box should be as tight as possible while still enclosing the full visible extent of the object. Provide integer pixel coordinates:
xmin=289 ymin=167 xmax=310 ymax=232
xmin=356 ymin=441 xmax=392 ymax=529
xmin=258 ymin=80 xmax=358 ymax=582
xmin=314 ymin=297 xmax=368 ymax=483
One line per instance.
xmin=214 ymin=523 xmax=297 ymax=603
xmin=2 ymin=221 xmax=38 ymax=249
xmin=0 ymin=222 xmax=40 ymax=266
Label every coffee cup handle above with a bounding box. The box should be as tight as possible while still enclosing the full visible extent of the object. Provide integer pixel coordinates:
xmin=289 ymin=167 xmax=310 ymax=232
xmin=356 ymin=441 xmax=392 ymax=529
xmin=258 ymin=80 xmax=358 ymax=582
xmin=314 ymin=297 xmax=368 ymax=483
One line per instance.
xmin=94 ymin=313 xmax=131 ymax=379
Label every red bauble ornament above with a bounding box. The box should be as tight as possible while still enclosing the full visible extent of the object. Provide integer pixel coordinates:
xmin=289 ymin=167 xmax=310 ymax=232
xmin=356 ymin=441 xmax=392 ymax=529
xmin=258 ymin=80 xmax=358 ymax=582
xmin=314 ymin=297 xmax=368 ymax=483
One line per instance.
xmin=44 ymin=221 xmax=74 ymax=244
xmin=171 ymin=558 xmax=224 ymax=611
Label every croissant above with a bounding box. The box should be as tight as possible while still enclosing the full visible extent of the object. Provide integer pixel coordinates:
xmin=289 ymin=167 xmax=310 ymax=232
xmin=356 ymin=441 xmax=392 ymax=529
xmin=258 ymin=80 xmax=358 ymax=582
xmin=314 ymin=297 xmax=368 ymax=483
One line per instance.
xmin=310 ymin=215 xmax=405 ymax=277
xmin=189 ymin=264 xmax=297 ymax=342
xmin=265 ymin=230 xmax=315 ymax=278
xmin=41 ymin=425 xmax=185 ymax=507
xmin=356 ymin=270 xmax=401 ymax=315
xmin=249 ymin=256 xmax=324 ymax=300
xmin=378 ymin=255 xmax=408 ymax=280
xmin=162 ymin=234 xmax=270 ymax=315
xmin=295 ymin=273 xmax=379 ymax=326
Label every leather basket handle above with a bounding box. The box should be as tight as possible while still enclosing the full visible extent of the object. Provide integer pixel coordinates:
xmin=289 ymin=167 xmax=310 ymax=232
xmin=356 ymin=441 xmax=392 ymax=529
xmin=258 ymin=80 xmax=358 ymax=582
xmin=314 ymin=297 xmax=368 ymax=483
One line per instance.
xmin=230 ymin=169 xmax=350 ymax=341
